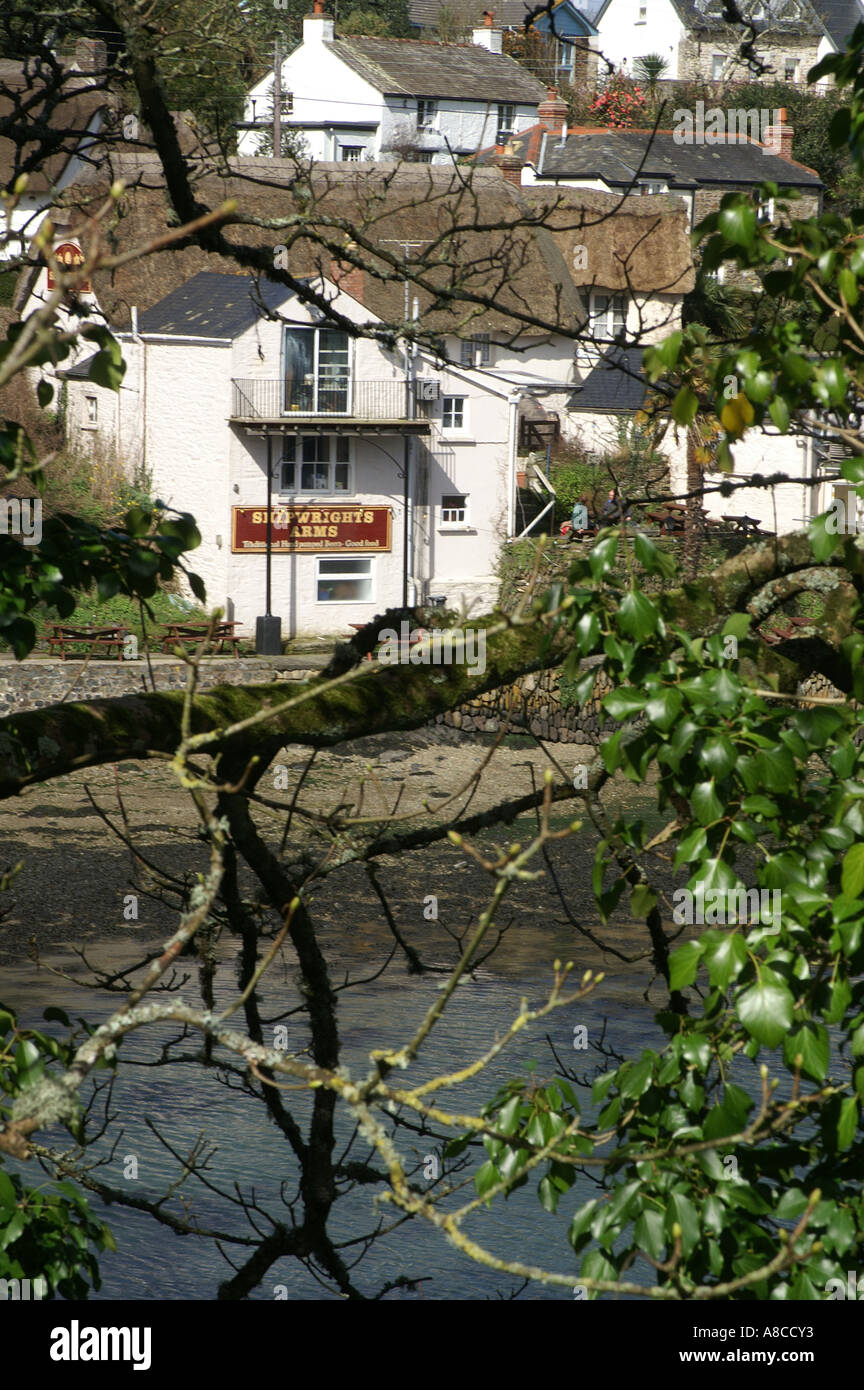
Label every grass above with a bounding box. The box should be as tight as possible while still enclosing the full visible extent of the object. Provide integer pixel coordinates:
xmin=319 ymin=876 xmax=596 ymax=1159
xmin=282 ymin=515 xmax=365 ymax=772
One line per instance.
xmin=27 ymin=587 xmax=213 ymax=652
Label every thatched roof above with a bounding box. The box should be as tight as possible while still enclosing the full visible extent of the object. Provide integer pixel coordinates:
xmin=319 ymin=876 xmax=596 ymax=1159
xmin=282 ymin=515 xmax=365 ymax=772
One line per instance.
xmin=524 ymin=186 xmax=695 ymax=295
xmin=0 ymin=59 xmax=108 ymax=195
xmin=22 ymin=154 xmax=693 ymax=338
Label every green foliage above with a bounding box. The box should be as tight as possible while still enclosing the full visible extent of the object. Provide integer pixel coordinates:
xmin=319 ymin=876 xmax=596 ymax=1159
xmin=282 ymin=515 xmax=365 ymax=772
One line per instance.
xmin=475 ymin=524 xmax=864 ymax=1296
xmin=0 ymin=1001 xmax=116 ymax=1297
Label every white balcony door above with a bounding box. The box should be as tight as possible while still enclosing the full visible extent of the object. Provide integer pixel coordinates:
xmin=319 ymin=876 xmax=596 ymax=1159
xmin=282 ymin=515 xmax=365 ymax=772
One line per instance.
xmin=284 ymin=327 xmax=352 ymax=413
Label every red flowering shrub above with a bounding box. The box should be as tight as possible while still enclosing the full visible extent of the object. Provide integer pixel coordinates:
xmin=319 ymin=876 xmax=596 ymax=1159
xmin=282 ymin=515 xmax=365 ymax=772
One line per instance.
xmin=589 ymin=74 xmax=647 ymax=129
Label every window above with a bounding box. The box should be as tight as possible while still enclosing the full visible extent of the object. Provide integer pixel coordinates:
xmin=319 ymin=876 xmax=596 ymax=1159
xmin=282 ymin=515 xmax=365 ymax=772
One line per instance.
xmin=441 ymin=493 xmax=467 ymax=524
xmin=638 ymin=3 xmax=647 ymax=19
xmin=85 ymin=395 xmax=98 ymax=424
xmin=284 ymin=326 xmax=351 ymax=412
xmin=496 ymin=103 xmax=515 ymax=144
xmin=442 ymin=395 xmax=465 ymax=429
xmin=408 ymin=150 xmax=434 ymax=163
xmin=317 ymin=556 xmax=373 ymax=603
xmin=784 ymin=59 xmax=799 ymax=82
xmin=280 ymin=436 xmax=351 ymax=492
xmin=590 ymin=293 xmax=626 ymax=340
xmin=417 ymin=99 xmax=437 ymax=129
xmin=555 ymin=40 xmax=574 ymax=75
xmin=638 ymin=180 xmax=667 ymax=195
xmin=281 ymin=93 xmax=294 ymax=116
xmin=340 ymin=146 xmax=363 ymax=161
xmin=712 ymin=53 xmax=725 ymax=80
xmin=757 ymin=196 xmax=775 ymax=225
xmin=459 ymin=333 xmax=492 ymax=367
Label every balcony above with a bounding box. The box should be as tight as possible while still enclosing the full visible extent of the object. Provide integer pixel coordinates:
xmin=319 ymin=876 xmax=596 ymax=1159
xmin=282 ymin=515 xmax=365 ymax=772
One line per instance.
xmin=231 ymin=378 xmax=429 ymax=431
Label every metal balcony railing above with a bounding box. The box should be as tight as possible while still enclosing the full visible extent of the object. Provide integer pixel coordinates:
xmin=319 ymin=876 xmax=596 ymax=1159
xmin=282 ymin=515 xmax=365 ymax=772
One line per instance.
xmin=231 ymin=378 xmax=414 ymax=420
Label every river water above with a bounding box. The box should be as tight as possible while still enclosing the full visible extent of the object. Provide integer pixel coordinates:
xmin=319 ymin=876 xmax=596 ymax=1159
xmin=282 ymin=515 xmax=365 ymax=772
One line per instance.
xmin=2 ymin=905 xmax=664 ymax=1300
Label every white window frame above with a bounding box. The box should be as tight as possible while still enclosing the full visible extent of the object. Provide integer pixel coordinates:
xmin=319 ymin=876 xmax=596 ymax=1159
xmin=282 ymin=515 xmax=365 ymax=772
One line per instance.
xmin=757 ymin=196 xmax=775 ymax=225
xmin=278 ymin=436 xmax=353 ymax=495
xmin=339 ymin=145 xmax=364 ymax=162
xmin=459 ymin=333 xmax=492 ymax=367
xmin=316 ymin=555 xmax=375 ymax=604
xmin=711 ymin=53 xmax=725 ymax=80
xmin=84 ymin=394 xmax=98 ymax=427
xmin=417 ymin=99 xmax=438 ymax=130
xmin=440 ymin=492 xmax=469 ymax=527
xmin=496 ymin=103 xmax=516 ymax=143
xmin=442 ymin=395 xmax=466 ymax=430
xmin=589 ymin=293 xmax=627 ymax=340
xmin=637 ymin=3 xmax=647 ymax=20
xmin=638 ymin=180 xmax=667 ymax=195
xmin=784 ymin=58 xmax=799 ymax=82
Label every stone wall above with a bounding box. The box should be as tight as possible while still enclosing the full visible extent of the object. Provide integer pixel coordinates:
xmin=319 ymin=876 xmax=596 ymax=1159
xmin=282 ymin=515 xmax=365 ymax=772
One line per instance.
xmin=437 ymin=659 xmax=844 ymax=745
xmin=0 ymin=658 xmax=317 ymax=717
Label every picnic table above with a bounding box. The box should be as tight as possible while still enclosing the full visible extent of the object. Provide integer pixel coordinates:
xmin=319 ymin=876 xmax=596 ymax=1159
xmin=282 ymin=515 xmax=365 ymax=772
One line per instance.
xmin=721 ymin=514 xmax=763 ymax=535
xmin=48 ymin=624 xmax=130 ymax=660
xmin=158 ymin=620 xmax=242 ymax=657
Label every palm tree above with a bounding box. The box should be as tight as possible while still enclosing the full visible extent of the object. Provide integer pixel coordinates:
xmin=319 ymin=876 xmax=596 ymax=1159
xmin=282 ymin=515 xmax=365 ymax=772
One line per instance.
xmin=634 ymin=53 xmax=668 ymax=92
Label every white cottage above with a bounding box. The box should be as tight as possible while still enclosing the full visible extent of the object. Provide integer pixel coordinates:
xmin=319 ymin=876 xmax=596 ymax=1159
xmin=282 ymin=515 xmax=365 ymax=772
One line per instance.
xmin=237 ymin=5 xmax=546 ymax=164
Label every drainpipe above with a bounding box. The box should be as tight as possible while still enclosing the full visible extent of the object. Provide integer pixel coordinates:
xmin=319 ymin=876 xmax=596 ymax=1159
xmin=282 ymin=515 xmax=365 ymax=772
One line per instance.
xmin=507 ymin=391 xmax=519 ymax=535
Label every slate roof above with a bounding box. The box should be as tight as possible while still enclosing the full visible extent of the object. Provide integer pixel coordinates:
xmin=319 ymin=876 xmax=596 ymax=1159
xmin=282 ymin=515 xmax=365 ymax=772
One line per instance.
xmin=810 ymin=0 xmax=864 ymax=48
xmin=589 ymin=0 xmax=826 ymax=31
xmin=571 ymin=347 xmax=647 ymax=412
xmin=136 ymin=272 xmax=294 ymax=338
xmin=327 ymin=35 xmax=546 ymax=102
xmin=409 ymin=1 xmax=551 ymax=26
xmin=538 ymin=129 xmax=823 ymax=188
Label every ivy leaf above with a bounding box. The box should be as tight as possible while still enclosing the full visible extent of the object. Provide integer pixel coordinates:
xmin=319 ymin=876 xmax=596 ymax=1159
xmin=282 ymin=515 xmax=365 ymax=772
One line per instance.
xmin=736 ymin=979 xmax=794 ymax=1048
xmin=837 ymin=1096 xmax=857 ymax=1151
xmin=718 ymin=201 xmax=757 ymax=247
xmin=669 ymin=940 xmax=704 ymax=992
xmin=841 ymin=843 xmax=864 ymax=898
xmin=704 ymin=932 xmax=748 ymax=990
xmin=671 ymin=385 xmax=699 ymax=426
xmin=617 ymin=591 xmax=658 ymax=640
xmin=783 ymin=1023 xmax=830 ymax=1081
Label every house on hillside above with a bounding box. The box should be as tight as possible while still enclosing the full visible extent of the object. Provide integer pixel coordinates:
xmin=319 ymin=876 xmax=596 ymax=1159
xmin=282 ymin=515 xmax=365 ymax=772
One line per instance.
xmin=409 ymin=1 xmax=599 ymax=88
xmin=236 ymin=6 xmax=546 ymax=163
xmin=0 ymin=43 xmax=111 ymax=263
xmin=585 ymin=0 xmax=862 ymax=85
xmin=488 ymin=106 xmax=823 ymax=228
xmin=19 ymin=160 xmax=701 ymax=631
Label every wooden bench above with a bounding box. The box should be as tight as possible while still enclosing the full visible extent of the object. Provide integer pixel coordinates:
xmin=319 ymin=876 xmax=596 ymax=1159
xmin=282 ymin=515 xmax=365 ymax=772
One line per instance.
xmin=48 ymin=624 xmax=130 ymax=661
xmin=157 ymin=621 xmax=242 ymax=657
xmin=721 ymin=514 xmax=763 ymax=535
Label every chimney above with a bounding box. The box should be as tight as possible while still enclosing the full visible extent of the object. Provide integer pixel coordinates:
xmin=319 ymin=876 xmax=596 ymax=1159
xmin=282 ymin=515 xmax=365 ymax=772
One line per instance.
xmin=330 ymin=243 xmax=363 ymax=303
xmin=304 ymin=3 xmax=335 ymax=44
xmin=538 ymin=87 xmax=568 ymax=136
xmin=73 ymin=37 xmax=107 ymax=73
xmin=472 ymin=11 xmax=503 ymax=54
xmin=497 ymin=140 xmax=523 ymax=187
xmin=763 ymin=106 xmax=794 ymax=160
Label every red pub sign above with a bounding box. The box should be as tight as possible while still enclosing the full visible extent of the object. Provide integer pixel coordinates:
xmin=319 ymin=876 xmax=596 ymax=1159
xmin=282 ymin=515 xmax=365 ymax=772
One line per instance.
xmin=231 ymin=504 xmax=392 ymax=553
xmin=46 ymin=242 xmax=90 ymax=292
